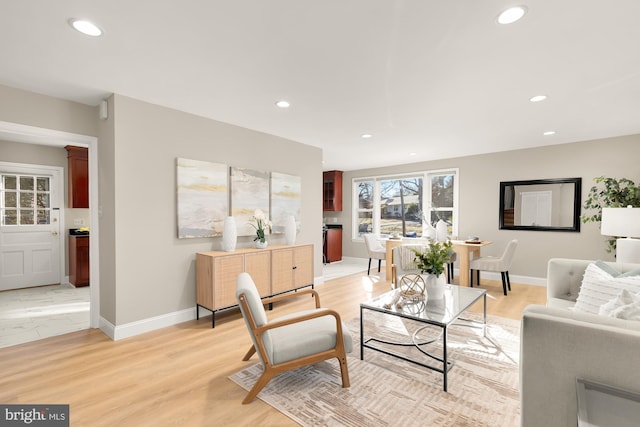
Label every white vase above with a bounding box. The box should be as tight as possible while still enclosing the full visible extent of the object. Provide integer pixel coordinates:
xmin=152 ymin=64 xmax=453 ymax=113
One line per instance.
xmin=424 ymin=273 xmax=447 ymax=300
xmin=435 ymin=219 xmax=448 ymax=242
xmin=424 ymin=221 xmax=436 ymax=240
xmin=255 ymin=239 xmax=268 ymax=249
xmin=284 ymin=215 xmax=297 ymax=245
xmin=222 ymin=216 xmax=237 ymax=252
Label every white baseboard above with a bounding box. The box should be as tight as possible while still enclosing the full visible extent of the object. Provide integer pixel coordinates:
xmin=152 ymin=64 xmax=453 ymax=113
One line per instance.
xmin=461 ymin=269 xmax=546 ymax=287
xmin=99 ymin=307 xmax=196 ymax=341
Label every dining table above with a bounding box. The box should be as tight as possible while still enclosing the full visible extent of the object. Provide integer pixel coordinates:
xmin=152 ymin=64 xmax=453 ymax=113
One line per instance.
xmin=384 ymin=238 xmax=492 ymax=287
xmin=450 ymin=240 xmax=493 ymax=287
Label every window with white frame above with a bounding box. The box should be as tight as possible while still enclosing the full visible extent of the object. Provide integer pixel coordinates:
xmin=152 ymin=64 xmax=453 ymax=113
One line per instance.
xmin=352 ymin=169 xmax=458 ymax=240
xmin=1 ymin=174 xmax=52 ymax=226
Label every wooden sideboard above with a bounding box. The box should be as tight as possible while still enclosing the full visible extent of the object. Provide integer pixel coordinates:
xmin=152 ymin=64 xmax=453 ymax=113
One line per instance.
xmin=196 ymin=243 xmax=314 ymax=327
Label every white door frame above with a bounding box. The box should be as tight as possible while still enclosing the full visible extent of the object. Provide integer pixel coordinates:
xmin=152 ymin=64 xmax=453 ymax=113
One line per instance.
xmin=0 ymin=121 xmax=100 ymax=328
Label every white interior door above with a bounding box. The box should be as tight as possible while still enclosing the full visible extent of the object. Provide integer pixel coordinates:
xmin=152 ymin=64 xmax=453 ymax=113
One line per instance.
xmin=521 ymin=191 xmax=552 ymax=227
xmin=0 ymin=164 xmax=62 ymax=291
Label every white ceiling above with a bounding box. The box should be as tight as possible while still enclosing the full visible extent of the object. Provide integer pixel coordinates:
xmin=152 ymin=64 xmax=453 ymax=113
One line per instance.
xmin=1 ymin=1 xmax=639 ymax=171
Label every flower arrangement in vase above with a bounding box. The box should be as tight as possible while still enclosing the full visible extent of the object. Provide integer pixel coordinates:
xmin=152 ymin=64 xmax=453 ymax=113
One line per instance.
xmin=411 ymin=240 xmax=454 ymax=299
xmin=411 ymin=240 xmax=454 ymax=277
xmin=249 ymin=209 xmax=272 ymax=248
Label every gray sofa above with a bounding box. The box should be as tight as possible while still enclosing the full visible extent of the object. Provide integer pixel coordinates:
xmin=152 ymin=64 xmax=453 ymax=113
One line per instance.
xmin=520 ymin=258 xmax=640 ymax=427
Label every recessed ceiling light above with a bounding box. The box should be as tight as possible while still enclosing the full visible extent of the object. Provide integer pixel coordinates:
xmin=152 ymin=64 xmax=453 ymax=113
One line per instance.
xmin=409 ymin=152 xmax=417 ymax=156
xmin=497 ymin=6 xmax=528 ymax=25
xmin=529 ymin=95 xmax=547 ymax=102
xmin=543 ymin=131 xmax=556 ymax=136
xmin=69 ymin=19 xmax=103 ymax=37
xmin=275 ymin=100 xmax=290 ymax=108
xmin=361 ymin=133 xmax=373 ymax=139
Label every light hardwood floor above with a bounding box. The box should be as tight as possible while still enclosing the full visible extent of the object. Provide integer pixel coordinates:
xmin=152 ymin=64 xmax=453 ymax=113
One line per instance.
xmin=0 ymin=272 xmax=546 ymax=427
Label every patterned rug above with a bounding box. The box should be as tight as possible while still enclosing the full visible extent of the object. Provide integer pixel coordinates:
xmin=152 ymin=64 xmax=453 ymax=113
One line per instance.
xmin=229 ymin=312 xmax=521 ymax=426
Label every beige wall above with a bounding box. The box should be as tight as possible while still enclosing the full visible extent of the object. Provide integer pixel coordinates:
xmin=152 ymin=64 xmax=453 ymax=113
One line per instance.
xmin=0 ymin=85 xmax=97 ymax=137
xmin=102 ymin=94 xmax=323 ymax=325
xmin=334 ymin=134 xmax=640 ymax=279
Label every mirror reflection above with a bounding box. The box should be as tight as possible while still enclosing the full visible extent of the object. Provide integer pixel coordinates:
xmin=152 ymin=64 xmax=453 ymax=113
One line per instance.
xmin=499 ymin=178 xmax=582 ymax=232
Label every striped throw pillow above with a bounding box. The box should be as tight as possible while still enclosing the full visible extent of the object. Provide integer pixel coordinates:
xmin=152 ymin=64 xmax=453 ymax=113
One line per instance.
xmin=574 ymin=262 xmax=640 ymax=314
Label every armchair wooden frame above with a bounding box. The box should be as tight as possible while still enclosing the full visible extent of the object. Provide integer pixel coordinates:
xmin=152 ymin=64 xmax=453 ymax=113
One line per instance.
xmin=237 ymin=288 xmax=350 ymax=404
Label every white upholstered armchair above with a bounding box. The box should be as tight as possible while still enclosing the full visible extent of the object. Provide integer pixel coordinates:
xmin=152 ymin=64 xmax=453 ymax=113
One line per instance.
xmin=235 ymin=272 xmax=353 ymax=404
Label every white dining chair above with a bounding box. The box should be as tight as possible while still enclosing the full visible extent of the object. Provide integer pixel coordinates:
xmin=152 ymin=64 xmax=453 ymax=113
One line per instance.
xmin=363 ymin=234 xmax=386 ymax=275
xmin=469 ymin=239 xmax=518 ymax=295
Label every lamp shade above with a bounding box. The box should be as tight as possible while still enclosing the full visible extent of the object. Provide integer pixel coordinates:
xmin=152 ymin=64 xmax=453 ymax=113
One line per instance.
xmin=601 ymin=207 xmax=640 ymax=238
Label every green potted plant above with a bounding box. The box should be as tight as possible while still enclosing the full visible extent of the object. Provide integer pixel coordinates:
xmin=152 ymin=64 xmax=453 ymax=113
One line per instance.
xmin=409 ymin=240 xmax=453 ymax=299
xmin=411 ymin=240 xmax=454 ymax=277
xmin=582 ymin=176 xmax=640 ymax=252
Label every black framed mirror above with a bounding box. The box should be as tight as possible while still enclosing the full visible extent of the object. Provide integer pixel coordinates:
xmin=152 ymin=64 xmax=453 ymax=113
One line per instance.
xmin=499 ymin=177 xmax=582 ymax=232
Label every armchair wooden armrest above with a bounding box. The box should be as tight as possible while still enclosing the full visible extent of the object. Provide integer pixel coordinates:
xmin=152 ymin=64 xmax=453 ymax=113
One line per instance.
xmin=235 ymin=272 xmax=351 ymax=404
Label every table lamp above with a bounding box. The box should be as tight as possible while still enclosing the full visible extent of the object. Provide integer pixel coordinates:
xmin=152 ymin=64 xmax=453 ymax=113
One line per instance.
xmin=600 ymin=206 xmax=640 ymax=263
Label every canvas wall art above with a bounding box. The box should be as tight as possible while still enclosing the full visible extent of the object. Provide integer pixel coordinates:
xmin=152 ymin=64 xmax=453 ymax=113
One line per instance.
xmin=176 ymin=158 xmax=228 ymax=238
xmin=271 ymin=172 xmax=301 ymax=233
xmin=231 ymin=167 xmax=270 ymax=237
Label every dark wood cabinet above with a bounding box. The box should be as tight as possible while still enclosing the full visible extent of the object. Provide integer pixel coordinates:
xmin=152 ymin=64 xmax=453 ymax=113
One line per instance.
xmin=324 ymin=228 xmax=342 ymax=263
xmin=323 ymin=170 xmax=343 ymax=211
xmin=65 ymin=146 xmax=89 ymax=208
xmin=69 ymin=236 xmax=90 ymax=287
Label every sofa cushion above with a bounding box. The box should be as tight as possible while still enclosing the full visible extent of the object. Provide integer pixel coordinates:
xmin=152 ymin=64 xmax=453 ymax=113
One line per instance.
xmin=574 ymin=262 xmax=640 ymax=314
xmin=599 ymin=289 xmax=640 ymax=320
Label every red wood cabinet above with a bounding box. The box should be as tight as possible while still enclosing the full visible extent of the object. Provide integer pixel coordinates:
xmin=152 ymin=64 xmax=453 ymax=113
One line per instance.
xmin=323 ymin=170 xmax=343 ymax=211
xmin=65 ymin=146 xmax=89 ymax=208
xmin=324 ymin=228 xmax=342 ymax=263
xmin=69 ymin=236 xmax=90 ymax=286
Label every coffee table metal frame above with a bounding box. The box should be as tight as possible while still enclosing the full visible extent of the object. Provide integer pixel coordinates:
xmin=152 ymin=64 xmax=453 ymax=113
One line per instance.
xmin=360 ymin=286 xmax=487 ymax=392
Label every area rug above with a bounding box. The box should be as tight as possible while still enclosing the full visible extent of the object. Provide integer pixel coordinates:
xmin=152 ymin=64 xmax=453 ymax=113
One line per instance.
xmin=229 ymin=312 xmax=521 ymax=426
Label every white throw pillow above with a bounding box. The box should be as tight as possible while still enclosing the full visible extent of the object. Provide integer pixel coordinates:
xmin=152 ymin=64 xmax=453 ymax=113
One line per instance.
xmin=574 ymin=262 xmax=640 ymax=314
xmin=599 ymin=289 xmax=640 ymax=320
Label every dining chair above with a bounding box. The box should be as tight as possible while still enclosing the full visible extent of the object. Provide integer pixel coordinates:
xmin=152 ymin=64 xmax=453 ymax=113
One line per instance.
xmin=446 ymin=252 xmax=457 ymax=284
xmin=392 ymin=244 xmax=423 ymax=287
xmin=235 ymin=272 xmax=352 ymax=404
xmin=363 ymin=233 xmax=386 ymax=275
xmin=469 ymin=239 xmax=518 ymax=295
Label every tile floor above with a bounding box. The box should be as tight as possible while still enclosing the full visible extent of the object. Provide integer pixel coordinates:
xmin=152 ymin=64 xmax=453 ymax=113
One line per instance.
xmin=322 ymin=257 xmax=378 ymax=281
xmin=0 ymin=283 xmax=90 ymax=348
xmin=0 ymin=257 xmax=375 ymax=349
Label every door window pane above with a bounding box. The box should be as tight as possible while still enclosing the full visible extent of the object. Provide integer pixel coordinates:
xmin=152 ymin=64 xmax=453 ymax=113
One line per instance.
xmin=4 ymin=191 xmax=17 ymax=208
xmin=4 ymin=175 xmax=17 ymax=190
xmin=20 ymin=210 xmax=34 ymax=225
xmin=20 ymin=176 xmax=34 ymax=191
xmin=20 ymin=192 xmax=34 ymax=208
xmin=37 ymin=193 xmax=50 ymax=208
xmin=37 ymin=177 xmax=50 ymax=192
xmin=37 ymin=210 xmax=50 ymax=224
xmin=3 ymin=209 xmax=17 ymax=225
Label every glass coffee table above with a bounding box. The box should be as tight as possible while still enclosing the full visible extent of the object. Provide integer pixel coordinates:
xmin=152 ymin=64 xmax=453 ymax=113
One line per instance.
xmin=360 ymin=285 xmax=486 ymax=392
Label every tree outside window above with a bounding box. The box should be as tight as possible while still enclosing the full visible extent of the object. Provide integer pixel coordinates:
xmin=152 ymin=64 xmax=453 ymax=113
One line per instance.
xmin=353 ymin=170 xmax=457 ymax=240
